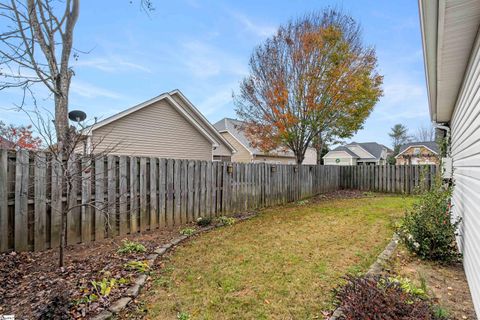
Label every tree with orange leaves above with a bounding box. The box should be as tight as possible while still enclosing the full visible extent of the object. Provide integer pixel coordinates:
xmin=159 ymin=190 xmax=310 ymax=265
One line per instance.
xmin=235 ymin=9 xmax=383 ymax=164
xmin=0 ymin=121 xmax=42 ymax=150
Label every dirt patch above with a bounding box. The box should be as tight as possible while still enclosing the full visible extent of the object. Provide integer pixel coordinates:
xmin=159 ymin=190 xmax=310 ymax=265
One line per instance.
xmin=389 ymin=246 xmax=477 ymax=320
xmin=0 ymin=227 xmax=182 ymax=319
xmin=310 ymin=189 xmax=399 ymax=203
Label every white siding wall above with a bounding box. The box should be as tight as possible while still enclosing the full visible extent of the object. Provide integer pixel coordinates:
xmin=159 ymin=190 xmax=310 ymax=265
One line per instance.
xmin=450 ymin=31 xmax=480 ymax=315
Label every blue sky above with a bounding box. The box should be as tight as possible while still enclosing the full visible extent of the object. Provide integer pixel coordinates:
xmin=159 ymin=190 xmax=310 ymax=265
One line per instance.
xmin=0 ymin=0 xmax=430 ymax=148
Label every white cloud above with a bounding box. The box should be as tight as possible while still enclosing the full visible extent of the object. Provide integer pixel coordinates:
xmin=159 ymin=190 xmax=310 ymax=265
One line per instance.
xmin=230 ymin=12 xmax=276 ymax=38
xmin=71 ymin=81 xmax=124 ymax=99
xmin=197 ymin=87 xmax=234 ymax=116
xmin=73 ymin=56 xmax=152 ymax=73
xmin=180 ymin=40 xmax=248 ymax=79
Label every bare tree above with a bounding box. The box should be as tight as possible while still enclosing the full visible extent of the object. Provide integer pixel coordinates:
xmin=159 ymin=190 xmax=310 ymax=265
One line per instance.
xmin=413 ymin=124 xmax=435 ymax=142
xmin=1 ymin=0 xmax=79 ymax=156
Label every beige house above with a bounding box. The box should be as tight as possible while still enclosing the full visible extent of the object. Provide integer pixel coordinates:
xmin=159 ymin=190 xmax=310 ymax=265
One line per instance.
xmin=323 ymin=142 xmax=390 ymax=165
xmin=395 ymin=141 xmax=439 ymax=165
xmin=84 ymin=90 xmax=236 ymax=161
xmin=213 ymin=118 xmax=317 ymax=164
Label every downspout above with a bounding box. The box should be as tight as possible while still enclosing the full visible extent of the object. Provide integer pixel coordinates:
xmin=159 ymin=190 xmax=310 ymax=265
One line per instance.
xmin=435 ymin=123 xmax=450 ymax=156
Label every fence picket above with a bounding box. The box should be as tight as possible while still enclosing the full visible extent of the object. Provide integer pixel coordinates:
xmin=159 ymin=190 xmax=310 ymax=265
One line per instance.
xmin=34 ymin=152 xmax=47 ymax=251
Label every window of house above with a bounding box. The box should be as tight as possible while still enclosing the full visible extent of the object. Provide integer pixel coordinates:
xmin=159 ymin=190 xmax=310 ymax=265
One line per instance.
xmin=413 ymin=148 xmax=420 ymax=155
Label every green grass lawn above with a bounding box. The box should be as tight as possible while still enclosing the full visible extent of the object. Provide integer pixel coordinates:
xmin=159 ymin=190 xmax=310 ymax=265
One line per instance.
xmin=139 ymin=195 xmax=415 ymax=320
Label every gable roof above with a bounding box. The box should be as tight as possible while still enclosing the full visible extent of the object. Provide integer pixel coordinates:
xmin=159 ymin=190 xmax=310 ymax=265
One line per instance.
xmin=396 ymin=141 xmax=439 ymax=158
xmin=346 ymin=142 xmax=388 ymax=159
xmin=323 ymin=142 xmax=388 ymax=160
xmin=214 ymin=118 xmax=301 ymax=157
xmin=89 ymin=90 xmax=236 ymax=153
xmin=328 ymin=146 xmax=359 ymax=158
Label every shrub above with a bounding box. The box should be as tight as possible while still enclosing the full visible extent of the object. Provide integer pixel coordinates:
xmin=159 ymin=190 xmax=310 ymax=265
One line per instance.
xmin=117 ymin=239 xmax=146 ymax=254
xmin=397 ymin=176 xmax=461 ymax=263
xmin=217 ymin=216 xmax=236 ymax=226
xmin=196 ymin=216 xmax=212 ymax=227
xmin=180 ymin=227 xmax=196 ymax=236
xmin=335 ymin=275 xmax=447 ymax=320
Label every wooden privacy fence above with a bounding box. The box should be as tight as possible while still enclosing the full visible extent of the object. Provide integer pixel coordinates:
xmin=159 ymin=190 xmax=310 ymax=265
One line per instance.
xmin=339 ymin=164 xmax=438 ymax=194
xmin=0 ymin=150 xmax=340 ymax=253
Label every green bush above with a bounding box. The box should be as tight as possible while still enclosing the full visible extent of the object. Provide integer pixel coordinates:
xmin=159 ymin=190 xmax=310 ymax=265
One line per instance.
xmin=117 ymin=239 xmax=146 ymax=254
xmin=196 ymin=216 xmax=212 ymax=227
xmin=398 ymin=176 xmax=461 ymax=263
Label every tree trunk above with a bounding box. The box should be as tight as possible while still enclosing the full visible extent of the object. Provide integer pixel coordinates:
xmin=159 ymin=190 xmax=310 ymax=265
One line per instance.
xmin=313 ymin=132 xmax=324 ymax=165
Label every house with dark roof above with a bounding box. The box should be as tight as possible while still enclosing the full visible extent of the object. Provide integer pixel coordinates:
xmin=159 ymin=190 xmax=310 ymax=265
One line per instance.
xmin=322 ymin=142 xmax=390 ymax=165
xmin=213 ymin=118 xmax=317 ymax=164
xmin=395 ymin=141 xmax=439 ymax=165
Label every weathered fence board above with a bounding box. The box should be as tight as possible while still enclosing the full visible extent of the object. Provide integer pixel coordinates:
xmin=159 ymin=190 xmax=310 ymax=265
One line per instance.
xmin=339 ymin=164 xmax=437 ymax=194
xmin=1 ymin=150 xmax=348 ymax=253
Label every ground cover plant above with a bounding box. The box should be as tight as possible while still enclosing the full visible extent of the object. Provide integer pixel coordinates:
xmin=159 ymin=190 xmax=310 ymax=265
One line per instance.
xmin=334 ymin=274 xmax=448 ymax=320
xmin=129 ymin=192 xmax=414 ymax=319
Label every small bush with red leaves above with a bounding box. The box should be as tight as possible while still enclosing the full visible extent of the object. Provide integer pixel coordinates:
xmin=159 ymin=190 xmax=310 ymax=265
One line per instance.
xmin=334 ymin=275 xmax=448 ymax=320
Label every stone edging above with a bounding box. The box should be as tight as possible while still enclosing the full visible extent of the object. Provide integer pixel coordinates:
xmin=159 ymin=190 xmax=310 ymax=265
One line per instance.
xmin=91 ymin=214 xmax=257 ymax=320
xmin=328 ymin=233 xmax=400 ymax=320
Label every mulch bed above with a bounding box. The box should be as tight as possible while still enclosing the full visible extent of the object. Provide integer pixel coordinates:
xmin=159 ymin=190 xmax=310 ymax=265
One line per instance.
xmin=389 ymin=247 xmax=477 ymax=320
xmin=0 ymin=189 xmax=371 ymax=320
xmin=0 ymin=227 xmax=182 ymax=319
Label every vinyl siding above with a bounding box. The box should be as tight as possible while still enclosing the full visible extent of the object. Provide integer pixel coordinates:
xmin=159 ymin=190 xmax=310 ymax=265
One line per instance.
xmin=253 ymin=154 xmax=295 ymax=164
xmin=92 ymin=99 xmax=213 ymax=160
xmin=450 ymin=29 xmax=480 ymax=315
xmin=303 ymin=148 xmax=318 ymax=165
xmin=170 ymin=93 xmax=233 ymax=157
xmin=323 ymin=151 xmax=355 ymax=165
xmin=220 ymin=132 xmax=253 ymax=163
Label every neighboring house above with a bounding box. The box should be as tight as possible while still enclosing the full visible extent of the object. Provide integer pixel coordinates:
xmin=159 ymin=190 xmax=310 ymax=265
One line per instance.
xmin=395 ymin=141 xmax=439 ymax=165
xmin=213 ymin=118 xmax=317 ymax=164
xmin=84 ymin=90 xmax=236 ymax=161
xmin=419 ymin=0 xmax=480 ymax=315
xmin=323 ymin=142 xmax=390 ymax=165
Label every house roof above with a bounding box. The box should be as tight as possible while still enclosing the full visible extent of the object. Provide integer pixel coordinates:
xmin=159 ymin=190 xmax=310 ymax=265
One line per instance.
xmin=397 ymin=141 xmax=439 ymax=157
xmin=324 ymin=142 xmax=388 ymax=161
xmin=330 ymin=146 xmax=359 ymax=158
xmin=88 ymin=90 xmax=236 ymax=153
xmin=419 ymin=0 xmax=480 ymax=122
xmin=213 ymin=118 xmax=298 ymax=157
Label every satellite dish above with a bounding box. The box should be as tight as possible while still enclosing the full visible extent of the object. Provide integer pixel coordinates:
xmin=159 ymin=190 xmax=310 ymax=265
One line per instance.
xmin=68 ymin=110 xmax=87 ymax=122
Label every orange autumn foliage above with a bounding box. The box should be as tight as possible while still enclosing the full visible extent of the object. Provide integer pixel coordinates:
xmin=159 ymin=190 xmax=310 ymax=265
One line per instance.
xmin=235 ymin=10 xmax=383 ymax=163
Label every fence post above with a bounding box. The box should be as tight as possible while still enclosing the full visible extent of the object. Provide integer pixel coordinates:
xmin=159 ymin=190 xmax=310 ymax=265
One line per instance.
xmin=0 ymin=150 xmax=8 ymax=252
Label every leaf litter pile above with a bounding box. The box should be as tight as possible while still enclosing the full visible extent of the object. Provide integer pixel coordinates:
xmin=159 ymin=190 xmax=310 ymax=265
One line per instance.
xmin=0 ymin=227 xmax=181 ymax=319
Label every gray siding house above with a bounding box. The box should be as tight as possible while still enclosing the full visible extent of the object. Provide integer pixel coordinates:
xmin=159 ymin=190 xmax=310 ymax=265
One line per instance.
xmin=323 ymin=142 xmax=390 ymax=165
xmin=85 ymin=90 xmax=236 ymax=161
xmin=420 ymin=0 xmax=480 ymax=315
